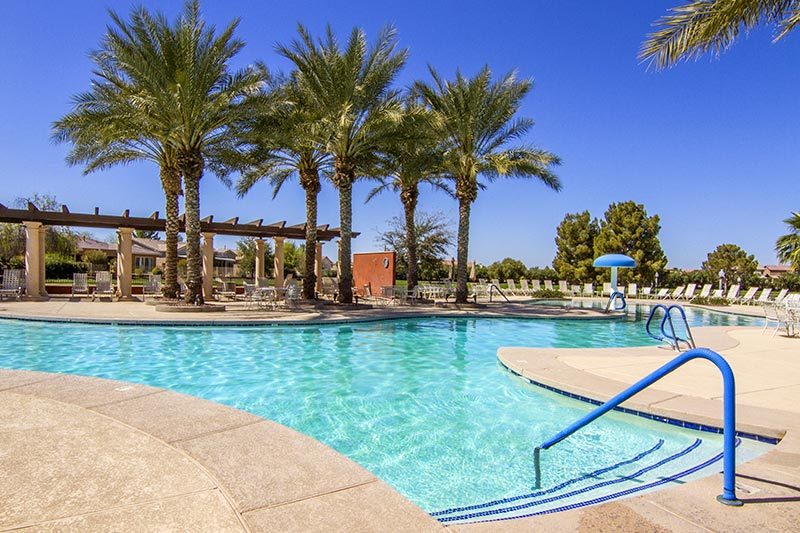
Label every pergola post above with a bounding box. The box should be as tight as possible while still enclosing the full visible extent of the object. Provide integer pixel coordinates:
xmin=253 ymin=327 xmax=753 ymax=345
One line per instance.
xmin=254 ymin=238 xmax=266 ymax=282
xmin=202 ymin=232 xmax=215 ymax=299
xmin=37 ymin=224 xmax=47 ymax=296
xmin=23 ymin=221 xmax=45 ymax=299
xmin=116 ymin=227 xmax=135 ymax=301
xmin=274 ymin=236 xmax=285 ymax=288
xmin=315 ymin=241 xmax=323 ymax=295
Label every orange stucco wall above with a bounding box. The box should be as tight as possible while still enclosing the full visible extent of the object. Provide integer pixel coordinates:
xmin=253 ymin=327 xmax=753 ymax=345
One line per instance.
xmin=353 ymin=251 xmax=396 ymax=296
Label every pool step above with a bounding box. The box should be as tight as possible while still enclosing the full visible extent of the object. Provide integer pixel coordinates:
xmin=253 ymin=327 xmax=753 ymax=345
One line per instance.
xmin=433 ymin=438 xmax=736 ymax=524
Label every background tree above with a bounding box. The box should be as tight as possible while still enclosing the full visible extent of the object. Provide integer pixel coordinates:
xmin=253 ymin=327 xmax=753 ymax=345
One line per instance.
xmin=486 ymin=257 xmax=528 ymax=282
xmin=235 ymin=237 xmax=273 ymax=280
xmin=232 ymin=69 xmax=331 ymax=299
xmin=527 ymin=266 xmax=558 ymax=281
xmin=702 ymin=243 xmax=759 ymax=286
xmin=278 ymin=24 xmax=407 ymax=303
xmin=640 ymin=0 xmax=800 ymax=69
xmin=415 ymin=66 xmax=561 ymax=303
xmin=594 ymin=201 xmax=667 ymax=285
xmin=367 ymin=103 xmax=449 ymax=290
xmin=552 ymin=210 xmax=599 ymax=283
xmin=376 ymin=211 xmax=454 ymax=281
xmin=133 ymin=230 xmax=161 ymax=240
xmin=0 ymin=195 xmax=79 ymax=267
xmin=776 ymin=212 xmax=800 ymax=270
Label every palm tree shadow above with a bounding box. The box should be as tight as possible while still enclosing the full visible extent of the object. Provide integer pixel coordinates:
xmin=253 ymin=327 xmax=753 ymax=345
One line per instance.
xmin=737 ymin=473 xmax=800 ymax=505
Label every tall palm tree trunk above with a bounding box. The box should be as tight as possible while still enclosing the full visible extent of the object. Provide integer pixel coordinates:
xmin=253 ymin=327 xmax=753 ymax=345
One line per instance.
xmin=302 ymin=170 xmax=320 ymax=300
xmin=161 ymin=167 xmax=181 ymax=299
xmin=334 ymin=164 xmax=354 ymax=304
xmin=455 ymin=198 xmax=471 ymax=303
xmin=401 ymin=186 xmax=419 ymax=291
xmin=180 ymin=154 xmax=205 ymax=305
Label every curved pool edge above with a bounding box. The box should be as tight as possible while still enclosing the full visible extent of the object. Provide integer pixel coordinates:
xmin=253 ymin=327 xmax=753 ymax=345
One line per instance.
xmin=0 ymin=369 xmax=443 ymax=532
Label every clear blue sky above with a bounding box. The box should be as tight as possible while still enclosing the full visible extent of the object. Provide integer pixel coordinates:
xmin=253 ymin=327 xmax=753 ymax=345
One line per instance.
xmin=1 ymin=1 xmax=797 ymax=268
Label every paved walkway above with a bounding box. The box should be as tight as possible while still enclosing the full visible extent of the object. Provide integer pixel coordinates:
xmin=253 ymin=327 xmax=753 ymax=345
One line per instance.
xmin=0 ymin=371 xmax=441 ymax=532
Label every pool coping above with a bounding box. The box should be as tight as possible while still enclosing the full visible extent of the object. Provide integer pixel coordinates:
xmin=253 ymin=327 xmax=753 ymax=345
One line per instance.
xmin=0 ymin=369 xmax=444 ymax=532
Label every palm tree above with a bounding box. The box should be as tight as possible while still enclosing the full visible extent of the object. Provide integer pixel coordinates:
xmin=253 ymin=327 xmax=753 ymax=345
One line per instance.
xmin=52 ymin=60 xmax=183 ymax=299
xmin=414 ymin=66 xmax=562 ymax=303
xmin=234 ymin=71 xmax=332 ymax=299
xmin=277 ymin=25 xmax=408 ymax=303
xmin=776 ymin=212 xmax=800 ymax=269
xmin=95 ymin=1 xmax=262 ymax=304
xmin=641 ymin=0 xmax=800 ymax=69
xmin=366 ymin=104 xmax=450 ymax=290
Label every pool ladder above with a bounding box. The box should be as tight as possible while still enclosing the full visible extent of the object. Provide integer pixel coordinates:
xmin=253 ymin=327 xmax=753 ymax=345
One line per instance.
xmin=605 ymin=290 xmax=627 ymax=313
xmin=533 ymin=348 xmax=742 ymax=507
xmin=646 ymin=304 xmax=696 ymax=351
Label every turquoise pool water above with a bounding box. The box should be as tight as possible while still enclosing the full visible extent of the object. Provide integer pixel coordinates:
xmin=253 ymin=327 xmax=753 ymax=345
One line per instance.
xmin=0 ymin=305 xmax=769 ymax=520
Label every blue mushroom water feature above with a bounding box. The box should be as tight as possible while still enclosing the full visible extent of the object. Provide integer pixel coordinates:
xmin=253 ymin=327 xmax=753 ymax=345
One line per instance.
xmin=593 ymin=254 xmax=636 ymax=311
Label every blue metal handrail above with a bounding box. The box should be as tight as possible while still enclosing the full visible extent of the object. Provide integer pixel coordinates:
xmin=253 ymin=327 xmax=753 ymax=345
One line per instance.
xmin=533 ymin=348 xmax=741 ymax=506
xmin=645 ymin=304 xmax=695 ymax=350
xmin=605 ymin=290 xmax=626 ymax=312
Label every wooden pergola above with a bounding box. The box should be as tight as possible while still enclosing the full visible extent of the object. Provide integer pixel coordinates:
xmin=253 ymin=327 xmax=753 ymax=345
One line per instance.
xmin=0 ymin=202 xmax=356 ymax=299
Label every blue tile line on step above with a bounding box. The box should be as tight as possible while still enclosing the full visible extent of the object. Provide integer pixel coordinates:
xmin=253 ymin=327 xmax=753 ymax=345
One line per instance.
xmin=470 ymin=438 xmax=742 ymax=524
xmin=431 ymin=438 xmax=665 ymax=517
xmin=500 ymin=361 xmax=780 ymax=445
xmin=438 ymin=438 xmax=704 ymax=523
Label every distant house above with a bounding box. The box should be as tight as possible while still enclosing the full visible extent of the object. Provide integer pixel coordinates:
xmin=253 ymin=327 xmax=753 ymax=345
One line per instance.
xmin=759 ymin=264 xmax=793 ymax=278
xmin=322 ymin=256 xmax=334 ymax=271
xmin=76 ymin=236 xmax=161 ymax=272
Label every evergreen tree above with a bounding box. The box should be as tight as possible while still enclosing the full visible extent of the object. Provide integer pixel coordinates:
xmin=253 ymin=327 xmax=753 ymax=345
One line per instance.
xmin=594 ymin=201 xmax=667 ymax=285
xmin=552 ymin=211 xmax=599 ymax=283
xmin=702 ymin=244 xmax=759 ymax=285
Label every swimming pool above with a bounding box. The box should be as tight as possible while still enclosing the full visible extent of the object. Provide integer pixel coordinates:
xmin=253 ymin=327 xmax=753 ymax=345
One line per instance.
xmin=0 ymin=305 xmax=770 ymax=522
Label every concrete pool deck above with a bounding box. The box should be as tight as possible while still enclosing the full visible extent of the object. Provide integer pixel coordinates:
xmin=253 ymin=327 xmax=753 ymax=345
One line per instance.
xmin=1 ymin=299 xmax=798 ymax=531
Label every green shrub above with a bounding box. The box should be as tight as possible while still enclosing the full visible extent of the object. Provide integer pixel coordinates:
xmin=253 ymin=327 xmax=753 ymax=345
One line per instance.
xmin=690 ymin=296 xmax=729 ymax=306
xmin=44 ymin=254 xmax=87 ymax=279
xmin=151 ymin=266 xmax=162 ymax=276
xmin=81 ymin=250 xmax=109 ymax=267
xmin=531 ymin=289 xmax=565 ymax=298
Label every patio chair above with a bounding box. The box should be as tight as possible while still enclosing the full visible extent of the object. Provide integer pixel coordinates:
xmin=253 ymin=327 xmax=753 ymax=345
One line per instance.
xmin=92 ymin=271 xmax=114 ymax=300
xmin=571 ymin=284 xmax=581 ymax=296
xmin=654 ymin=288 xmax=670 ymax=299
xmin=544 ymin=279 xmax=554 ymax=292
xmin=0 ymin=269 xmax=24 ymax=301
xmin=695 ymin=284 xmax=712 ymax=300
xmin=283 ymin=282 xmax=301 ymax=309
xmin=601 ymin=282 xmax=612 ymax=297
xmin=627 ymin=283 xmax=637 ymax=298
xmin=725 ymin=284 xmax=741 ymax=303
xmin=773 ymin=288 xmax=789 ymax=303
xmin=519 ymin=279 xmax=532 ymax=295
xmin=532 ymin=280 xmax=541 ymax=292
xmin=582 ymin=283 xmax=593 ymax=297
xmin=710 ymin=289 xmax=724 ymax=299
xmin=558 ymin=280 xmax=569 ymax=294
xmin=506 ymin=279 xmax=520 ymax=295
xmin=756 ymin=288 xmax=772 ymax=304
xmin=681 ymin=283 xmax=697 ymax=300
xmin=736 ymin=287 xmax=759 ymax=305
xmin=217 ymin=279 xmax=237 ymax=301
xmin=641 ymin=287 xmax=652 ymax=298
xmin=669 ymin=286 xmax=685 ymax=300
xmin=71 ymin=273 xmax=89 ymax=298
xmin=257 ymin=277 xmax=270 ymax=288
xmin=243 ymin=282 xmax=257 ymax=309
xmin=142 ymin=274 xmax=162 ymax=300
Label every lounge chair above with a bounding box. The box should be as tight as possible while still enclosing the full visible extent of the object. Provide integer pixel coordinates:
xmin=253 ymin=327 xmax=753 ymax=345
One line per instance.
xmin=216 ymin=279 xmax=237 ymax=301
xmin=571 ymin=284 xmax=581 ymax=296
xmin=582 ymin=283 xmax=593 ymax=297
xmin=681 ymin=283 xmax=697 ymax=301
xmin=695 ymin=284 xmax=712 ymax=300
xmin=544 ymin=279 xmax=554 ymax=292
xmin=756 ymin=288 xmax=772 ymax=304
xmin=654 ymin=288 xmax=670 ymax=299
xmin=506 ymin=279 xmax=520 ymax=295
xmin=601 ymin=282 xmax=612 ymax=297
xmin=725 ymin=284 xmax=741 ymax=303
xmin=710 ymin=289 xmax=723 ymax=298
xmin=93 ymin=271 xmax=114 ymax=300
xmin=0 ymin=269 xmax=24 ymax=300
xmin=532 ymin=280 xmax=541 ymax=292
xmin=669 ymin=286 xmax=685 ymax=300
xmin=627 ymin=283 xmax=637 ymax=298
xmin=641 ymin=287 xmax=652 ymax=299
xmin=71 ymin=273 xmax=89 ymax=298
xmin=143 ymin=274 xmax=162 ymax=300
xmin=736 ymin=287 xmax=758 ymax=305
xmin=558 ymin=280 xmax=569 ymax=294
xmin=773 ymin=288 xmax=789 ymax=303
xmin=283 ymin=282 xmax=301 ymax=309
xmin=519 ymin=279 xmax=532 ymax=295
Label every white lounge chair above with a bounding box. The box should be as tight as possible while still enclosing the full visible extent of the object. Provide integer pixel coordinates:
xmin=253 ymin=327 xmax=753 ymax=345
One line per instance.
xmin=756 ymin=288 xmax=772 ymax=304
xmin=695 ymin=284 xmax=712 ymax=300
xmin=0 ymin=269 xmax=24 ymax=300
xmin=601 ymin=282 xmax=612 ymax=297
xmin=654 ymin=288 xmax=670 ymax=299
xmin=215 ymin=278 xmax=236 ymax=301
xmin=681 ymin=283 xmax=697 ymax=301
xmin=736 ymin=287 xmax=758 ymax=305
xmin=582 ymin=283 xmax=593 ymax=297
xmin=669 ymin=286 xmax=685 ymax=300
xmin=72 ymin=273 xmax=89 ymax=298
xmin=710 ymin=289 xmax=724 ymax=299
xmin=544 ymin=279 xmax=554 ymax=292
xmin=519 ymin=279 xmax=532 ymax=295
xmin=725 ymin=284 xmax=741 ymax=303
xmin=641 ymin=287 xmax=652 ymax=299
xmin=143 ymin=274 xmax=162 ymax=300
xmin=571 ymin=284 xmax=581 ymax=296
xmin=532 ymin=280 xmax=541 ymax=292
xmin=773 ymin=288 xmax=789 ymax=303
xmin=627 ymin=283 xmax=637 ymax=298
xmin=506 ymin=279 xmax=520 ymax=295
xmin=93 ymin=271 xmax=114 ymax=300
